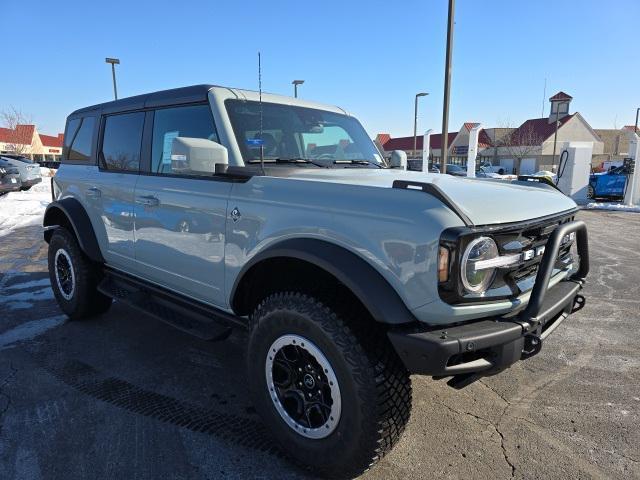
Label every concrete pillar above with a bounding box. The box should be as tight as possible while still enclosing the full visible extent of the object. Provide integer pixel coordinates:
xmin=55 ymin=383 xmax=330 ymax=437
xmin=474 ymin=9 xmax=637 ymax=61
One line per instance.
xmin=422 ymin=129 xmax=433 ymax=172
xmin=624 ymin=131 xmax=640 ymax=206
xmin=466 ymin=124 xmax=482 ymax=178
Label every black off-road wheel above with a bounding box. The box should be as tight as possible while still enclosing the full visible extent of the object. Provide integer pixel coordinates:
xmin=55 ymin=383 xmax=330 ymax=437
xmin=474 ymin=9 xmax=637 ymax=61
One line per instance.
xmin=247 ymin=292 xmax=412 ymax=479
xmin=48 ymin=227 xmax=112 ymax=320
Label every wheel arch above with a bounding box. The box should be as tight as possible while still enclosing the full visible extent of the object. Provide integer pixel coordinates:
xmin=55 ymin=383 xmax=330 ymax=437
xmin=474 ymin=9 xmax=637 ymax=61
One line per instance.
xmin=230 ymin=238 xmax=416 ymax=325
xmin=43 ymin=198 xmax=104 ymax=263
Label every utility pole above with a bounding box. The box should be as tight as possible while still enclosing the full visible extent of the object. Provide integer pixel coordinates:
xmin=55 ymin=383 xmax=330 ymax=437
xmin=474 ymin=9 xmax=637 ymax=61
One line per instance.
xmin=105 ymin=57 xmax=120 ymax=100
xmin=440 ymin=0 xmax=455 ymax=173
xmin=292 ymin=80 xmax=304 ymax=98
xmin=634 ymin=107 xmax=639 ymax=135
xmin=413 ymin=92 xmax=428 ymax=159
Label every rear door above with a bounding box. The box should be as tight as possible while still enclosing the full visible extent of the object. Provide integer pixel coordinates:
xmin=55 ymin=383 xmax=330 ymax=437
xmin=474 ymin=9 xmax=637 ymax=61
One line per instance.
xmin=89 ymin=111 xmax=144 ymax=264
xmin=133 ymin=104 xmax=231 ymax=307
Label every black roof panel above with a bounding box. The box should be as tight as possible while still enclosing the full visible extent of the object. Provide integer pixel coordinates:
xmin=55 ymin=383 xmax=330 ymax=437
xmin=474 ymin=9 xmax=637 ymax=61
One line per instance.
xmin=70 ymin=84 xmax=217 ymax=116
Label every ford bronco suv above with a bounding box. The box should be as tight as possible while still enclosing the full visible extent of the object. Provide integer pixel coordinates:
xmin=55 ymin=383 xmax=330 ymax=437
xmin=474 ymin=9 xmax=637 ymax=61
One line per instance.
xmin=44 ymin=85 xmax=588 ymax=478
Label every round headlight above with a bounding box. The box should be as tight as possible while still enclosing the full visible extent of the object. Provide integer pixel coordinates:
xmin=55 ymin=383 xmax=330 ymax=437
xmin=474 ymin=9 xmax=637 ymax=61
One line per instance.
xmin=461 ymin=237 xmax=498 ymax=294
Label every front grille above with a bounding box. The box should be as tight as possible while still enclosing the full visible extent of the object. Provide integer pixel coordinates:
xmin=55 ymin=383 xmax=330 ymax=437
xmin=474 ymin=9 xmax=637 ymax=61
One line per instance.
xmin=493 ymin=213 xmax=576 ymax=296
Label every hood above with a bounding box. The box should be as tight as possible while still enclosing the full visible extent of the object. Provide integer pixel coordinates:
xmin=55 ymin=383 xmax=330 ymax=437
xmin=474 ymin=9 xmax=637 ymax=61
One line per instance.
xmin=284 ymin=168 xmax=577 ymax=225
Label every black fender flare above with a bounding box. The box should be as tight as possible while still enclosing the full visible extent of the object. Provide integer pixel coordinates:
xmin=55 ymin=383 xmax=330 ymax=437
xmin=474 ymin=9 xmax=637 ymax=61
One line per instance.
xmin=43 ymin=198 xmax=104 ymax=263
xmin=231 ymin=238 xmax=416 ymax=325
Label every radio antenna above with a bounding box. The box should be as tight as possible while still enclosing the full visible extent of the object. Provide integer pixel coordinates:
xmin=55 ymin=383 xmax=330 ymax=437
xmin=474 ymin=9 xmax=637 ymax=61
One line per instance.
xmin=258 ymin=51 xmax=265 ymax=174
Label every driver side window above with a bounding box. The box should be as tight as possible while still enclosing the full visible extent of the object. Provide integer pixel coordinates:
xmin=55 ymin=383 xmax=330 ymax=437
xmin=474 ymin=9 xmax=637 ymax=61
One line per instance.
xmin=150 ymin=104 xmax=219 ymax=175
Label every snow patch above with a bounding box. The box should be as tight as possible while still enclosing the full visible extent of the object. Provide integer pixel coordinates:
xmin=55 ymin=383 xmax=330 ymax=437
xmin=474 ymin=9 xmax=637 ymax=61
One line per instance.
xmin=5 ymin=278 xmax=51 ymax=291
xmin=1 ymin=287 xmax=54 ymax=310
xmin=585 ymin=202 xmax=640 ymax=213
xmin=0 ymin=180 xmax=51 ymax=237
xmin=0 ymin=315 xmax=67 ymax=350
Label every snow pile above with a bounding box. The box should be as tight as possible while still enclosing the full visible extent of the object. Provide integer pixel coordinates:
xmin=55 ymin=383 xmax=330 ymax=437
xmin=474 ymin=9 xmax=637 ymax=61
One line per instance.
xmin=585 ymin=202 xmax=640 ymax=213
xmin=0 ymin=181 xmax=51 ymax=237
xmin=39 ymin=167 xmax=57 ymax=177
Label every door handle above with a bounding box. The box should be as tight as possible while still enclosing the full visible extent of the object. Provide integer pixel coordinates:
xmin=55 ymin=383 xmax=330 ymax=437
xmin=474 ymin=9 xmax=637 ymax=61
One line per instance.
xmin=135 ymin=195 xmax=160 ymax=207
xmin=86 ymin=187 xmax=101 ymax=198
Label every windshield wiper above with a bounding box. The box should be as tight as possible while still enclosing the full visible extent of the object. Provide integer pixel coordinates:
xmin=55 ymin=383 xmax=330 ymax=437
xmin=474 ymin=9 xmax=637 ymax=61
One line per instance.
xmin=248 ymin=158 xmax=328 ymax=168
xmin=333 ymin=159 xmax=382 ymax=168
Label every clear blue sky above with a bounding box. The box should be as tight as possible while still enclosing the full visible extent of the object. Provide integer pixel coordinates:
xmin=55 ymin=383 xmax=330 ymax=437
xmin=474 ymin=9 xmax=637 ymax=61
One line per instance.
xmin=3 ymin=0 xmax=639 ymax=138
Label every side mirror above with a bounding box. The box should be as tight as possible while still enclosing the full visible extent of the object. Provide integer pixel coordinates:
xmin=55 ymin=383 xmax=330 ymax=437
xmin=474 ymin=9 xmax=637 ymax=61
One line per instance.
xmin=171 ymin=137 xmax=228 ymax=174
xmin=389 ymin=150 xmax=407 ymax=169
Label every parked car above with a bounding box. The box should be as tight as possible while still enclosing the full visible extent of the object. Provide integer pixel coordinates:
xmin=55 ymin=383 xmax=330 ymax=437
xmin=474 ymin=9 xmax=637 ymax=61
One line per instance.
xmin=0 ymin=155 xmax=42 ymax=190
xmin=44 ymin=84 xmax=589 ymax=478
xmin=588 ymin=165 xmax=628 ymax=200
xmin=431 ymin=163 xmax=467 ymax=176
xmin=0 ymin=165 xmax=22 ymax=195
xmin=479 ymin=161 xmax=508 ymax=175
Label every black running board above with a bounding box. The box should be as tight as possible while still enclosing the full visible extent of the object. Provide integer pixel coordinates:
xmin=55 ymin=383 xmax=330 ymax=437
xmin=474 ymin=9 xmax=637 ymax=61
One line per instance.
xmin=98 ymin=269 xmax=246 ymax=340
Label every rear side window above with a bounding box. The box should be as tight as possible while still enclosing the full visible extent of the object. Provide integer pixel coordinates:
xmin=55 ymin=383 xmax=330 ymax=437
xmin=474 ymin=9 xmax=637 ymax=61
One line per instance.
xmin=67 ymin=117 xmax=95 ymax=162
xmin=150 ymin=104 xmax=218 ymax=175
xmin=100 ymin=112 xmax=145 ymax=172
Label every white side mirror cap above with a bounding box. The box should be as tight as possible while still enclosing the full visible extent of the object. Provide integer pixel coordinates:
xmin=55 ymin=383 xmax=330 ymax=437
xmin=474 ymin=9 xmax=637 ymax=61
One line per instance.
xmin=171 ymin=137 xmax=228 ymax=174
xmin=389 ymin=150 xmax=407 ymax=169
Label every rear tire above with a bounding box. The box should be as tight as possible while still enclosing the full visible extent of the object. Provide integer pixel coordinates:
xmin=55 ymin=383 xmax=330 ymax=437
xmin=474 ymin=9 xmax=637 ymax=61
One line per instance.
xmin=247 ymin=292 xmax=411 ymax=478
xmin=48 ymin=228 xmax=112 ymax=319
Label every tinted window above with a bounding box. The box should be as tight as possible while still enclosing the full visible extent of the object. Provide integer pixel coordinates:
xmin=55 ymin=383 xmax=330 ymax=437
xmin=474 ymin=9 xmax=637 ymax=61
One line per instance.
xmin=68 ymin=117 xmax=95 ymax=162
xmin=101 ymin=112 xmax=144 ymax=172
xmin=151 ymin=105 xmax=218 ymax=174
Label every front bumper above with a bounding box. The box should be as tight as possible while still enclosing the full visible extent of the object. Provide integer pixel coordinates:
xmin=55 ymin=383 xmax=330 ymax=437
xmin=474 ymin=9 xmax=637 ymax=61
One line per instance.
xmin=388 ymin=220 xmax=589 ymax=384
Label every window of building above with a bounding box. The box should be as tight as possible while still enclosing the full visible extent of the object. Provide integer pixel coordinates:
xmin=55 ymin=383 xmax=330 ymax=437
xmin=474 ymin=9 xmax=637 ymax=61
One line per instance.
xmin=558 ymin=102 xmax=568 ymax=114
xmin=100 ymin=112 xmax=144 ymax=172
xmin=151 ymin=104 xmax=218 ymax=175
xmin=67 ymin=117 xmax=95 ymax=162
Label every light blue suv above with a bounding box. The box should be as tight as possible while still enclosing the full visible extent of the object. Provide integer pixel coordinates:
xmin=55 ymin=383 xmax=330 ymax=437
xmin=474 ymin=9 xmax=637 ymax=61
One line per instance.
xmin=44 ymin=85 xmax=589 ymax=477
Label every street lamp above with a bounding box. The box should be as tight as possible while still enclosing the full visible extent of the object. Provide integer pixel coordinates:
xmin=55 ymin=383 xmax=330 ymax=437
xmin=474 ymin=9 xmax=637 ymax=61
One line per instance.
xmin=413 ymin=93 xmax=429 ymax=159
xmin=105 ymin=57 xmax=120 ymax=100
xmin=292 ymin=80 xmax=304 ymax=98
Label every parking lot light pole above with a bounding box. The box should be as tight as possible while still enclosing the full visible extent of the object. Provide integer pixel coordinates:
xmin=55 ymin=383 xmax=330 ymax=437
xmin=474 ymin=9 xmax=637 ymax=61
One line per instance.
xmin=292 ymin=80 xmax=304 ymax=98
xmin=413 ymin=92 xmax=429 ymax=158
xmin=105 ymin=57 xmax=120 ymax=100
xmin=440 ymin=0 xmax=455 ymax=174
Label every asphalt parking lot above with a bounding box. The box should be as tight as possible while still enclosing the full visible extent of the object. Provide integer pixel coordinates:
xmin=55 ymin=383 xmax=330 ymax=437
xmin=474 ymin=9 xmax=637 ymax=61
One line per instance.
xmin=0 ymin=210 xmax=638 ymax=480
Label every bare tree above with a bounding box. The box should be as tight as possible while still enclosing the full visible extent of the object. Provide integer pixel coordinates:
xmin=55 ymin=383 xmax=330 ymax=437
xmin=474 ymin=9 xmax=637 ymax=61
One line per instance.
xmin=493 ymin=121 xmax=544 ymax=167
xmin=1 ymin=106 xmax=34 ymax=155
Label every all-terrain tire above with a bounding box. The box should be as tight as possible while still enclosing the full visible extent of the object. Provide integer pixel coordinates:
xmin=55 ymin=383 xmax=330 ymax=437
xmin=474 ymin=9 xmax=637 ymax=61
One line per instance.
xmin=247 ymin=292 xmax=412 ymax=479
xmin=48 ymin=227 xmax=112 ymax=320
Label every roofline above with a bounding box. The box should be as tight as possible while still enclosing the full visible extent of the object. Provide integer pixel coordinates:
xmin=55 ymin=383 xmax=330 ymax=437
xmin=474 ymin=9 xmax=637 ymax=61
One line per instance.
xmin=69 ymin=83 xmax=350 ymax=118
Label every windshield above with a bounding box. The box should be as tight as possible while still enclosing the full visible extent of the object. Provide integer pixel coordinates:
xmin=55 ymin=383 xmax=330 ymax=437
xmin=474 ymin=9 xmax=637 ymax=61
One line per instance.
xmin=225 ymin=100 xmax=383 ymax=167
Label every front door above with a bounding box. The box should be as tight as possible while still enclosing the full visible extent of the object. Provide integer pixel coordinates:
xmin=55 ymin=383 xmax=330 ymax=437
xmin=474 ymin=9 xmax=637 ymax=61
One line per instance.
xmin=133 ymin=104 xmax=231 ymax=307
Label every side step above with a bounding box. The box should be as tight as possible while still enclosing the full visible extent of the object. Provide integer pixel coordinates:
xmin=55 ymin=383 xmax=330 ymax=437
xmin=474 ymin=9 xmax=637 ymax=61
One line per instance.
xmin=98 ymin=269 xmax=245 ymax=341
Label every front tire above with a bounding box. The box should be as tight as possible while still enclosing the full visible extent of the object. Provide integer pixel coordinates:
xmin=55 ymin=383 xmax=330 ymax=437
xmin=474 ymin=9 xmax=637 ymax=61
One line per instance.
xmin=48 ymin=228 xmax=112 ymax=319
xmin=247 ymin=292 xmax=411 ymax=478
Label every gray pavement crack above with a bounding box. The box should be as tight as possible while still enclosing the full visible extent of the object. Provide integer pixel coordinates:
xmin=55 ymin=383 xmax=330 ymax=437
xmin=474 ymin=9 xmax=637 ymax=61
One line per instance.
xmin=0 ymin=362 xmax=18 ymax=435
xmin=434 ymin=398 xmax=516 ymax=477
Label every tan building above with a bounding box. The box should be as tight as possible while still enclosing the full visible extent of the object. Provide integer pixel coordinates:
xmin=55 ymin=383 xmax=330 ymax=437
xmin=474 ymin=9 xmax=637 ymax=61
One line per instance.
xmin=0 ymin=124 xmax=64 ymax=162
xmin=376 ymin=92 xmax=605 ymax=175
